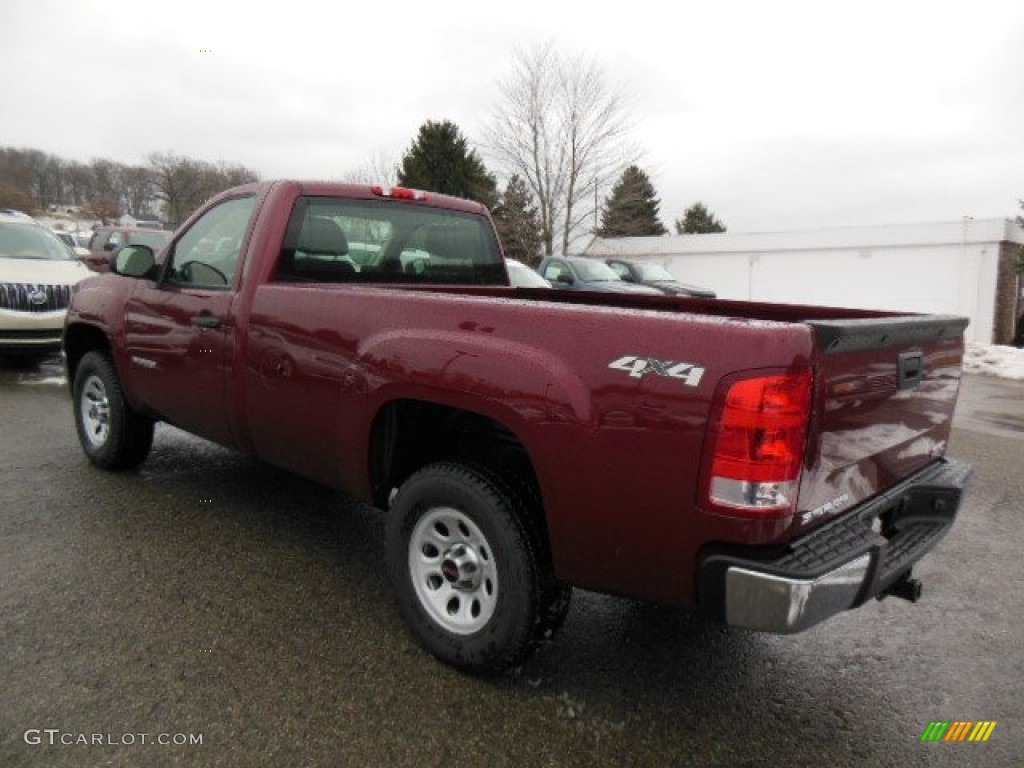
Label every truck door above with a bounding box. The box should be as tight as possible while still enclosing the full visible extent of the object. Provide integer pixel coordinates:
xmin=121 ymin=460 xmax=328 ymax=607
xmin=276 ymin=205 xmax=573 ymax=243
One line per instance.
xmin=122 ymin=196 xmax=257 ymax=447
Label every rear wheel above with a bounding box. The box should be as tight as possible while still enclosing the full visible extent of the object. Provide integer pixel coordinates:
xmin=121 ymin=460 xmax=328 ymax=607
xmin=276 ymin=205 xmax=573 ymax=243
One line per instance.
xmin=73 ymin=351 xmax=154 ymax=469
xmin=386 ymin=462 xmax=562 ymax=673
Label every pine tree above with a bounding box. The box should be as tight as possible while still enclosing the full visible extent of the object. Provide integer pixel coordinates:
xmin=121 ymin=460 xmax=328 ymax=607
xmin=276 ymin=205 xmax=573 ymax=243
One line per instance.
xmin=491 ymin=175 xmax=543 ymax=266
xmin=597 ymin=166 xmax=667 ymax=237
xmin=674 ymin=202 xmax=726 ymax=234
xmin=397 ymin=120 xmax=497 ymax=207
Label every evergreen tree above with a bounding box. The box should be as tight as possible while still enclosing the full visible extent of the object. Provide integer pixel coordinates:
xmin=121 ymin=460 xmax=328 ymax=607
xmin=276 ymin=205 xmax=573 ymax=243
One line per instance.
xmin=491 ymin=175 xmax=543 ymax=266
xmin=397 ymin=120 xmax=497 ymax=206
xmin=674 ymin=202 xmax=726 ymax=234
xmin=597 ymin=165 xmax=667 ymax=237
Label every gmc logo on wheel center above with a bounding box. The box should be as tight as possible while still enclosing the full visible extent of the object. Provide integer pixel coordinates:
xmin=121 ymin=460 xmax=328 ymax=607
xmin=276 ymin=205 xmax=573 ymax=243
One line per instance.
xmin=608 ymin=356 xmax=705 ymax=387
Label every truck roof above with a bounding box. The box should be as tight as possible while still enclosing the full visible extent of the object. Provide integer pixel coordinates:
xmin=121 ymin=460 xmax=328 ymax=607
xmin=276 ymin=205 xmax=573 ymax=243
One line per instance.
xmin=215 ymin=180 xmax=490 ymax=216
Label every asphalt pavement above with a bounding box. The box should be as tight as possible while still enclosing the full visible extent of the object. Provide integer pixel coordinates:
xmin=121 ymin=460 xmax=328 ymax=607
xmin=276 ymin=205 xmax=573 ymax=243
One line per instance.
xmin=1 ymin=356 xmax=1021 ymax=767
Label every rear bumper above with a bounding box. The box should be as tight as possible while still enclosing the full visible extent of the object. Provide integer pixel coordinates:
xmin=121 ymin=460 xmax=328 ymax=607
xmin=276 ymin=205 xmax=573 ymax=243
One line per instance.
xmin=698 ymin=459 xmax=972 ymax=634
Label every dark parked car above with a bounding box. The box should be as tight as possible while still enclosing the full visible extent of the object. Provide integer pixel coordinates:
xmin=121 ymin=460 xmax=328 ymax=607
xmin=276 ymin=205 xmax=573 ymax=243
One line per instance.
xmin=605 ymin=259 xmax=716 ymax=298
xmin=84 ymin=226 xmax=172 ymax=272
xmin=538 ymin=256 xmax=662 ymax=295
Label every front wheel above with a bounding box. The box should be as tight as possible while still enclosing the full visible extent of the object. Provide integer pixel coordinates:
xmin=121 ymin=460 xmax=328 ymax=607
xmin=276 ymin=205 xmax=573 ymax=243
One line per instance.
xmin=73 ymin=351 xmax=154 ymax=469
xmin=386 ymin=462 xmax=549 ymax=674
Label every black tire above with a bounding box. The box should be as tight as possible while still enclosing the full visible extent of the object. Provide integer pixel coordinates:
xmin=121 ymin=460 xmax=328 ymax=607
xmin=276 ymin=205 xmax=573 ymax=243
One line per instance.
xmin=538 ymin=582 xmax=573 ymax=639
xmin=496 ymin=466 xmax=573 ymax=639
xmin=386 ymin=462 xmax=553 ymax=674
xmin=72 ymin=351 xmax=154 ymax=470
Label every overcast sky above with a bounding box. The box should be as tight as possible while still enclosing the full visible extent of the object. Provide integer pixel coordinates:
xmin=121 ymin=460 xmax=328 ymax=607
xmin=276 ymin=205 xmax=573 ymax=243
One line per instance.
xmin=4 ymin=0 xmax=1023 ymax=233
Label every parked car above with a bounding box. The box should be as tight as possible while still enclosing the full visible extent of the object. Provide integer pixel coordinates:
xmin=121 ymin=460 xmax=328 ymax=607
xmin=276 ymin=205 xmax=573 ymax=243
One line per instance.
xmin=538 ymin=255 xmax=662 ymax=294
xmin=505 ymin=258 xmax=551 ymax=288
xmin=0 ymin=211 xmax=92 ymax=355
xmin=52 ymin=230 xmax=91 ymax=259
xmin=84 ymin=226 xmax=172 ymax=272
xmin=0 ymin=208 xmax=36 ymax=222
xmin=605 ymin=259 xmax=716 ymax=298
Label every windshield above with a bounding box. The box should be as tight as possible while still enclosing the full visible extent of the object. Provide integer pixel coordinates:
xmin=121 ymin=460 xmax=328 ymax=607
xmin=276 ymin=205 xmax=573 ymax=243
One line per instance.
xmin=506 ymin=260 xmax=550 ymax=288
xmin=0 ymin=222 xmax=74 ymax=260
xmin=572 ymin=259 xmax=620 ymax=281
xmin=637 ymin=264 xmax=674 ymax=281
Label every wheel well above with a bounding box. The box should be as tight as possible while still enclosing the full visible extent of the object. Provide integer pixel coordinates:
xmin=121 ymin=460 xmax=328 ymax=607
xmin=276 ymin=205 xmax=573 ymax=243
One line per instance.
xmin=370 ymin=400 xmax=540 ymax=508
xmin=63 ymin=324 xmax=112 ymax=387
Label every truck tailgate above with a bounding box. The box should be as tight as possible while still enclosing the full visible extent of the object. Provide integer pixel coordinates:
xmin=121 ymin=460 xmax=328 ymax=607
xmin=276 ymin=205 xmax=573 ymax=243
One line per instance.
xmin=797 ymin=315 xmax=969 ymax=528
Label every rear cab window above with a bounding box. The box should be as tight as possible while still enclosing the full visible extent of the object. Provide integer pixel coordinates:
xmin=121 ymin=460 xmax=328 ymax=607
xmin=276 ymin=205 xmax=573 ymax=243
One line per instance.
xmin=276 ymin=197 xmax=505 ymax=285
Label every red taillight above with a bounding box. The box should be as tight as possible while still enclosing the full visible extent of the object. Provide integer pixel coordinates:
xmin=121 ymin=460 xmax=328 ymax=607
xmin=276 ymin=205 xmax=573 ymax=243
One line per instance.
xmin=704 ymin=370 xmax=813 ymax=517
xmin=371 ymin=185 xmax=428 ymax=201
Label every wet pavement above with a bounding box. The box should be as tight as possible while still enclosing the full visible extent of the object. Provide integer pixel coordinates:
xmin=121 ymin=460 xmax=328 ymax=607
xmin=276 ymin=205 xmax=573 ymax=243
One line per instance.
xmin=954 ymin=374 xmax=1024 ymax=441
xmin=1 ymin=355 xmax=1021 ymax=767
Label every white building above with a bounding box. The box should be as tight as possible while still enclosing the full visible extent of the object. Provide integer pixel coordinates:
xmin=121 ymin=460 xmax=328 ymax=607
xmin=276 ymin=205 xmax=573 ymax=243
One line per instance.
xmin=584 ymin=218 xmax=1024 ymax=345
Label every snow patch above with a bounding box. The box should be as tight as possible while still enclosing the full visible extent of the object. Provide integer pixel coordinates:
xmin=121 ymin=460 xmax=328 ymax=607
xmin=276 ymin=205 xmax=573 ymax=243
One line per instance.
xmin=21 ymin=376 xmax=67 ymax=386
xmin=964 ymin=342 xmax=1024 ymax=381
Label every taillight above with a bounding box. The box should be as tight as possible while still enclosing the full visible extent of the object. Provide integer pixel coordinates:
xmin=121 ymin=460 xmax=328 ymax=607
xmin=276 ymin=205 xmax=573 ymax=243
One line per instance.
xmin=371 ymin=185 xmax=428 ymax=201
xmin=703 ymin=369 xmax=813 ymax=518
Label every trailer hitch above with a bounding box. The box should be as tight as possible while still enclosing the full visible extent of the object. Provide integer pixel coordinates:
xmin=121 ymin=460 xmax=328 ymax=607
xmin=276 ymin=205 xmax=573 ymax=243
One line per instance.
xmin=878 ymin=570 xmax=923 ymax=603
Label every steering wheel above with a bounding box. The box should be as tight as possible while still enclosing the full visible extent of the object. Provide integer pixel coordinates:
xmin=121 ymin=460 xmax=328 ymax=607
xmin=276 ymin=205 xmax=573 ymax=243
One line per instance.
xmin=178 ymin=260 xmax=229 ymax=286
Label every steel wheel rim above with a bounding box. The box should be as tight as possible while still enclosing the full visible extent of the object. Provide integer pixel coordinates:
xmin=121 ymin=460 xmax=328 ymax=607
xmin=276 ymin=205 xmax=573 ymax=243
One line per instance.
xmin=409 ymin=506 xmax=499 ymax=635
xmin=80 ymin=374 xmax=111 ymax=447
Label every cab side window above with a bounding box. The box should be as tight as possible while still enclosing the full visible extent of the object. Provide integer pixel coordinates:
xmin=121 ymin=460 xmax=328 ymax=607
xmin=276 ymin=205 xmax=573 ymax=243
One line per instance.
xmin=168 ymin=197 xmax=257 ymax=288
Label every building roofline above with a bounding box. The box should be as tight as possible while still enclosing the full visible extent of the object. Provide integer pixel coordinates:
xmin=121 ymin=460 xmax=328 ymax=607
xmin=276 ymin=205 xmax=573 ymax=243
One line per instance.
xmin=585 ymin=217 xmax=1024 ymax=258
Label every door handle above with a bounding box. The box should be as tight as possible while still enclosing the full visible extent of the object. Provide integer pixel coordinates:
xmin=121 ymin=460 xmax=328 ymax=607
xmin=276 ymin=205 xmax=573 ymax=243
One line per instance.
xmin=190 ymin=314 xmax=222 ymax=329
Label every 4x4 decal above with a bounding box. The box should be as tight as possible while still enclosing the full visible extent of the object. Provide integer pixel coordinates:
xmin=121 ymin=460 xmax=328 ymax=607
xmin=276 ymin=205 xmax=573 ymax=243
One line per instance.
xmin=608 ymin=356 xmax=705 ymax=387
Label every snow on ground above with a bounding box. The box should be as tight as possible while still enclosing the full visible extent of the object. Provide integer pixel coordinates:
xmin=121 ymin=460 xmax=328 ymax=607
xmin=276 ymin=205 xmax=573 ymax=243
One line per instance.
xmin=964 ymin=342 xmax=1024 ymax=381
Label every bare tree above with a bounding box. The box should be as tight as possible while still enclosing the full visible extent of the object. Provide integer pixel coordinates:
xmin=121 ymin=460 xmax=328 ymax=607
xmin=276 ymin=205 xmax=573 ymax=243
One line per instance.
xmin=89 ymin=158 xmax=124 ymax=218
xmin=120 ymin=165 xmax=155 ymax=217
xmin=147 ymin=152 xmax=257 ymax=225
xmin=486 ymin=43 xmax=637 ymax=255
xmin=341 ymin=150 xmax=398 ymax=186
xmin=65 ymin=162 xmax=95 ymax=207
xmin=214 ymin=161 xmax=259 ymax=190
xmin=149 ymin=152 xmax=218 ymax=224
xmin=0 ymin=148 xmax=36 ymax=210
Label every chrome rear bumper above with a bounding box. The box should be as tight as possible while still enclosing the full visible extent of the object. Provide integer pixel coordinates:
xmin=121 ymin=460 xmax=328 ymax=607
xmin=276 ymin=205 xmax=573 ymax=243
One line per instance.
xmin=699 ymin=459 xmax=972 ymax=634
xmin=725 ymin=554 xmax=872 ymax=633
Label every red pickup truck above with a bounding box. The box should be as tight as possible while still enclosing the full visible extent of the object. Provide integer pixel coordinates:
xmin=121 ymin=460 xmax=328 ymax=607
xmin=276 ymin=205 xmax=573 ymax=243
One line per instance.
xmin=64 ymin=181 xmax=971 ymax=673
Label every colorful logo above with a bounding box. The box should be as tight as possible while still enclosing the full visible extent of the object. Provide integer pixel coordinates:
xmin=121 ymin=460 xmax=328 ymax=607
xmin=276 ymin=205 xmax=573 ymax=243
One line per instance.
xmin=921 ymin=721 xmax=996 ymax=742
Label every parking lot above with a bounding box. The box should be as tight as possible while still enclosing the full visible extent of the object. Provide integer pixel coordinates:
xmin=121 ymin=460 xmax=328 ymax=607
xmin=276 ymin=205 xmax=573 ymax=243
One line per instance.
xmin=1 ymin=355 xmax=1021 ymax=767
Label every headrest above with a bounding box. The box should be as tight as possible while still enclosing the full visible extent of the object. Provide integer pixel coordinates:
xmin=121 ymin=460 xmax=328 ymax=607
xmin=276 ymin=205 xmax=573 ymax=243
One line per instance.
xmin=297 ymin=216 xmax=348 ymax=256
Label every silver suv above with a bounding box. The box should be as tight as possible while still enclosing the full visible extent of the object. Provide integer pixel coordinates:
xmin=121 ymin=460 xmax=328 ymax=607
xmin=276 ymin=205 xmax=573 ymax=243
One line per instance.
xmin=0 ymin=211 xmax=92 ymax=355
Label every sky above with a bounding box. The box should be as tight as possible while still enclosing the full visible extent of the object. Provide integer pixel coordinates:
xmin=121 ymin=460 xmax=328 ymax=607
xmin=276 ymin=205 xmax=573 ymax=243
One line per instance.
xmin=4 ymin=0 xmax=1024 ymax=233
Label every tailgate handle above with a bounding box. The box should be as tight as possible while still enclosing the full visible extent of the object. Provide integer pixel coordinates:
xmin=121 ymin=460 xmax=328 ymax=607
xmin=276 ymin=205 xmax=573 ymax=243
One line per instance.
xmin=898 ymin=352 xmax=923 ymax=390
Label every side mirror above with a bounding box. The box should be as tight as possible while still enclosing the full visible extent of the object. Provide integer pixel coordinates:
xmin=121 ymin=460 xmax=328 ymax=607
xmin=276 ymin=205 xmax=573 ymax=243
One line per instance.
xmin=111 ymin=244 xmax=157 ymax=279
xmin=554 ymin=272 xmax=574 ymax=285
